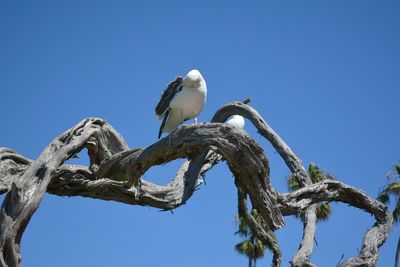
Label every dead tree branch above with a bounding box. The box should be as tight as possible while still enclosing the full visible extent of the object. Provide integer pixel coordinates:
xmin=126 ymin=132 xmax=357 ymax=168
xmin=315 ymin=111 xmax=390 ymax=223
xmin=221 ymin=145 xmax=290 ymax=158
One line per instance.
xmin=278 ymin=180 xmax=392 ymax=267
xmin=212 ymin=101 xmax=317 ymax=266
xmin=0 ymin=101 xmax=393 ymax=267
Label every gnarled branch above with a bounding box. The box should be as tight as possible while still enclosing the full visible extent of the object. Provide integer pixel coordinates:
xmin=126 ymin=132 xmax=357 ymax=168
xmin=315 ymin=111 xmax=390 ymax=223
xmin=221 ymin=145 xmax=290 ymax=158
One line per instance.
xmin=278 ymin=180 xmax=392 ymax=267
xmin=211 ymin=101 xmax=317 ymax=266
xmin=0 ymin=101 xmax=393 ymax=267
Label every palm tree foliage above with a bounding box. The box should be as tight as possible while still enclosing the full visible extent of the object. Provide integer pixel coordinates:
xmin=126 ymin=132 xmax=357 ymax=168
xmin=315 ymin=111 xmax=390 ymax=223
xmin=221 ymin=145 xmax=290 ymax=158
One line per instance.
xmin=235 ymin=164 xmax=333 ymax=266
xmin=378 ymin=163 xmax=400 ymax=223
xmin=235 ymin=209 xmax=276 ymax=267
xmin=287 ymin=163 xmax=334 ymax=222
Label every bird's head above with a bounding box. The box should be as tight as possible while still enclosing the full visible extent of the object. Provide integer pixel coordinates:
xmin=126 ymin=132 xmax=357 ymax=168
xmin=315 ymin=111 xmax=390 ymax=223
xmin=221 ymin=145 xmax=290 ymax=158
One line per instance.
xmin=183 ymin=69 xmax=203 ymax=88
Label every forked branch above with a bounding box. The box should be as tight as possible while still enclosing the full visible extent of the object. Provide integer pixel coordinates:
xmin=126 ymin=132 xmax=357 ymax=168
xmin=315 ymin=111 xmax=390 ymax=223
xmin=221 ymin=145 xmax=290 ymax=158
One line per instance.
xmin=0 ymin=101 xmax=393 ymax=267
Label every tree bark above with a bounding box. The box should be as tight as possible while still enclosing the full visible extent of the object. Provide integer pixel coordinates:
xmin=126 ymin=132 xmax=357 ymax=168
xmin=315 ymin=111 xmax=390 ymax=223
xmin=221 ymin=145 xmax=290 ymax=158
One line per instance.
xmin=212 ymin=101 xmax=317 ymax=266
xmin=0 ymin=118 xmax=127 ymax=267
xmin=0 ymin=101 xmax=393 ymax=267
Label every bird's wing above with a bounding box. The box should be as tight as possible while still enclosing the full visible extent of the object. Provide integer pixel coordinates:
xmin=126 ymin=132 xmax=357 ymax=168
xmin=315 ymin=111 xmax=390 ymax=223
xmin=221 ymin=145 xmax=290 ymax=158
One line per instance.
xmin=155 ymin=76 xmax=184 ymax=118
xmin=158 ymin=109 xmax=170 ymax=139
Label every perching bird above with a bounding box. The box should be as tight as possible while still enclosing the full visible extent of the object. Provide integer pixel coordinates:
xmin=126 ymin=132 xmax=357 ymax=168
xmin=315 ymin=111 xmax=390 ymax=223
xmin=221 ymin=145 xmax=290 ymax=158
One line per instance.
xmin=226 ymin=115 xmax=245 ymax=130
xmin=155 ymin=69 xmax=207 ymax=138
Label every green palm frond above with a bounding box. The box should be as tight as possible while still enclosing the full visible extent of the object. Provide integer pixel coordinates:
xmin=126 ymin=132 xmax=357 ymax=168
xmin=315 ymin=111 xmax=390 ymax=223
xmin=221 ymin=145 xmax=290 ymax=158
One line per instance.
xmin=254 ymin=239 xmax=265 ymax=258
xmin=393 ymin=201 xmax=400 ymax=222
xmin=235 ymin=240 xmax=254 ymax=257
xmin=235 ymin=238 xmax=266 ymax=260
xmin=377 ymin=193 xmax=390 ymax=204
xmin=389 ymin=182 xmax=400 ymax=193
xmin=288 ymin=177 xmax=300 ymax=191
xmin=235 ymin=216 xmax=250 ymax=237
xmin=316 ymin=203 xmax=331 ymax=221
xmin=234 ymin=209 xmax=273 ymax=263
xmin=309 ymin=163 xmax=325 ymax=183
xmin=379 ymin=181 xmax=400 ymax=195
xmin=395 ymin=164 xmax=400 ymax=176
xmin=250 ymin=209 xmax=268 ymax=229
xmin=378 ymin=162 xmax=400 ymax=224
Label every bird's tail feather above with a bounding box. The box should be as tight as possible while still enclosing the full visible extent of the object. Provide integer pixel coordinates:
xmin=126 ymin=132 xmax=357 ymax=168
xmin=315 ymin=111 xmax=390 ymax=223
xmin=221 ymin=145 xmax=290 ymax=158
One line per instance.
xmin=158 ymin=109 xmax=170 ymax=139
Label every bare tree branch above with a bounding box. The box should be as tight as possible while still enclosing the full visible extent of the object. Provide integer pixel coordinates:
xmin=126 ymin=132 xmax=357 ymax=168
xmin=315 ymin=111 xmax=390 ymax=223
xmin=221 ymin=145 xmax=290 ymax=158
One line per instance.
xmin=211 ymin=101 xmax=317 ymax=266
xmin=212 ymin=101 xmax=309 ymax=184
xmin=0 ymin=119 xmax=285 ymax=266
xmin=0 ymin=118 xmax=112 ymax=266
xmin=236 ymin=179 xmax=282 ymax=267
xmin=0 ymin=101 xmax=393 ymax=267
xmin=278 ymin=180 xmax=393 ymax=267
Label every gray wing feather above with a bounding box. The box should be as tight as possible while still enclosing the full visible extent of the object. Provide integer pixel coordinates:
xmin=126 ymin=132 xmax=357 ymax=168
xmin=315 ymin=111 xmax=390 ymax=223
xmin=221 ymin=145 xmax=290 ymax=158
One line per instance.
xmin=155 ymin=77 xmax=183 ymax=117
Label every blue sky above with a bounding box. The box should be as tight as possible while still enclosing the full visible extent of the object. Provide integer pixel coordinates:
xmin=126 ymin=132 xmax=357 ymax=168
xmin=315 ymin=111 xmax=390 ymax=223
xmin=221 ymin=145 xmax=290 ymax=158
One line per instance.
xmin=0 ymin=1 xmax=399 ymax=266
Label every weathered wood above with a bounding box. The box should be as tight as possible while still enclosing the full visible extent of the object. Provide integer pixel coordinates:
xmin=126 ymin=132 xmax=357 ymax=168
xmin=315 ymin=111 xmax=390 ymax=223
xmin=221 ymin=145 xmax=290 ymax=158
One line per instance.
xmin=0 ymin=119 xmax=285 ymax=266
xmin=212 ymin=101 xmax=317 ymax=266
xmin=212 ymin=101 xmax=309 ymax=185
xmin=0 ymin=101 xmax=393 ymax=267
xmin=236 ymin=179 xmax=282 ymax=267
xmin=278 ymin=180 xmax=393 ymax=267
xmin=0 ymin=118 xmax=114 ymax=266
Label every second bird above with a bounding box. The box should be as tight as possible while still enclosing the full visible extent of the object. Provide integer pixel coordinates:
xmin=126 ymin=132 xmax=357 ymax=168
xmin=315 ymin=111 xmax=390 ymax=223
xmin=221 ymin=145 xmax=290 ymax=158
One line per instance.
xmin=155 ymin=69 xmax=207 ymax=139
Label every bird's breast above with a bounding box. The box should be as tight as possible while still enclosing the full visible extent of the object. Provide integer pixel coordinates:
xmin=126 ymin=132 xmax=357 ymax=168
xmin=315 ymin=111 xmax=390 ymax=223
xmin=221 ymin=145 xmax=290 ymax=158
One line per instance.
xmin=170 ymin=86 xmax=206 ymax=118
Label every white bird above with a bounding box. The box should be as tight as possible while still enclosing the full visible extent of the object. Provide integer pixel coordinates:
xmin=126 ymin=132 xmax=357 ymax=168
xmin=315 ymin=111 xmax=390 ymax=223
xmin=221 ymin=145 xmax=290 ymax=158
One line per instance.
xmin=155 ymin=69 xmax=207 ymax=139
xmin=226 ymin=115 xmax=245 ymax=130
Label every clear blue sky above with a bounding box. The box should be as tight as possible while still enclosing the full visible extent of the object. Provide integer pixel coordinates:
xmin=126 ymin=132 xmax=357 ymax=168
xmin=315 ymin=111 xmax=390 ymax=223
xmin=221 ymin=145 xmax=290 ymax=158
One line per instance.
xmin=0 ymin=1 xmax=399 ymax=266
